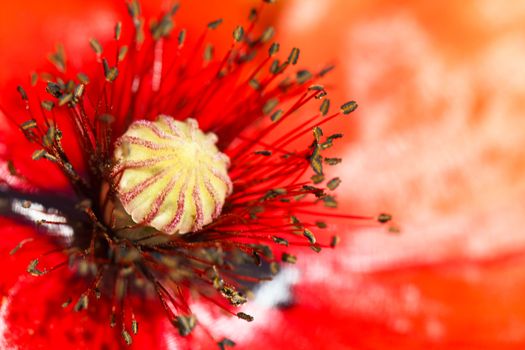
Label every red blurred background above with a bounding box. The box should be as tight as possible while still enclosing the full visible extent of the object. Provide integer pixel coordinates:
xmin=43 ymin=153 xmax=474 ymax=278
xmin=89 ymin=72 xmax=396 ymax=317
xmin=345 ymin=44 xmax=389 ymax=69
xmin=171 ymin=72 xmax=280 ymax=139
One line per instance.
xmin=2 ymin=0 xmax=525 ymax=349
xmin=276 ymin=1 xmax=525 ymax=349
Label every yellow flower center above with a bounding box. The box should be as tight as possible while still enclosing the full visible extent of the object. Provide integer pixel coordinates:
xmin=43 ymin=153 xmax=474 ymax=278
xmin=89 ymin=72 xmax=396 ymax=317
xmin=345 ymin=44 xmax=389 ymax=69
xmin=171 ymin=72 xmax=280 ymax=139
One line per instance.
xmin=113 ymin=115 xmax=232 ymax=235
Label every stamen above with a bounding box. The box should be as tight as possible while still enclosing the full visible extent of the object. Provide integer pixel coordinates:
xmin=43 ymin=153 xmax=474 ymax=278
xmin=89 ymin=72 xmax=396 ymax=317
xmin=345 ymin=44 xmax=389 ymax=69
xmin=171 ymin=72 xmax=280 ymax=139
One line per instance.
xmin=3 ymin=1 xmax=390 ymax=346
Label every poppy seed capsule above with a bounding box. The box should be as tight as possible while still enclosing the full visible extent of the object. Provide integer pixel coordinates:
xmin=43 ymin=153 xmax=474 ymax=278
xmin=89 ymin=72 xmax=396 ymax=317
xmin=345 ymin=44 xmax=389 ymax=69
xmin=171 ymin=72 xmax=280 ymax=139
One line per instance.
xmin=113 ymin=115 xmax=232 ymax=235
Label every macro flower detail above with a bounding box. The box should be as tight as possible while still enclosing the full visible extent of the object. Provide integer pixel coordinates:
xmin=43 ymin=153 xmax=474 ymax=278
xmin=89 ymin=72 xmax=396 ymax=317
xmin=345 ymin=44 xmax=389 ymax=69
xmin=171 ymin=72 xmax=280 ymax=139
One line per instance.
xmin=113 ymin=116 xmax=232 ymax=235
xmin=0 ymin=0 xmax=388 ymax=347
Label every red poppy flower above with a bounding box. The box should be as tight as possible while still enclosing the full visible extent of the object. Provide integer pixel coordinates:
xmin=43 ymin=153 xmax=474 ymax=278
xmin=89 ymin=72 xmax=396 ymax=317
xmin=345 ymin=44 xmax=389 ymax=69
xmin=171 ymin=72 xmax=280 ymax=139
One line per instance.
xmin=5 ymin=1 xmax=524 ymax=350
xmin=0 ymin=1 xmax=386 ymax=349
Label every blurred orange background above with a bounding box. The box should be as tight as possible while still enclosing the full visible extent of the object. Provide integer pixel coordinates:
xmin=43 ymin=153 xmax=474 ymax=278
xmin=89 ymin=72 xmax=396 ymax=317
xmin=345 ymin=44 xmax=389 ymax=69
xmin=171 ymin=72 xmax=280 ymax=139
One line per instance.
xmin=2 ymin=0 xmax=525 ymax=348
xmin=276 ymin=1 xmax=525 ymax=348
